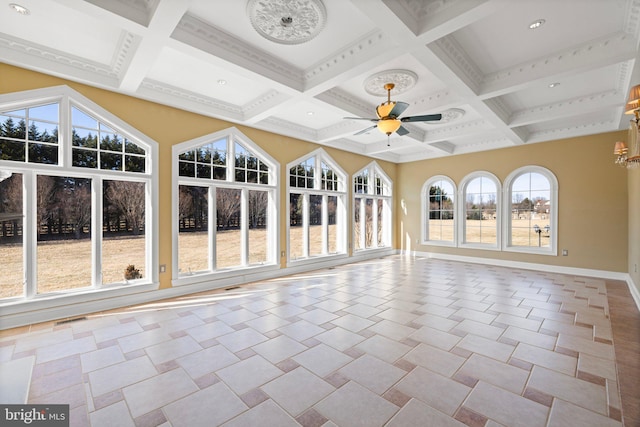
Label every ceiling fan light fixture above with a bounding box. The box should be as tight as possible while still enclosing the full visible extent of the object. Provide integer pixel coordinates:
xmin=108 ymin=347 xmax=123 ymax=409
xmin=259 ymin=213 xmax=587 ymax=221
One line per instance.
xmin=376 ymin=102 xmax=396 ymax=119
xmin=377 ymin=119 xmax=401 ymax=135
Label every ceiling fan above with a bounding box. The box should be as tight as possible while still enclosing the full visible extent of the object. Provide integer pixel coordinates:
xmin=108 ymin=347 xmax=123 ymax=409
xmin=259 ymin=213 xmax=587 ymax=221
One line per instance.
xmin=344 ymin=83 xmax=442 ymax=142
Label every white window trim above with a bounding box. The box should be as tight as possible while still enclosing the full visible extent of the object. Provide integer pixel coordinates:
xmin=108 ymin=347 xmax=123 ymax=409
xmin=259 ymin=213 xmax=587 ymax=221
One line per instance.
xmin=421 ymin=175 xmax=457 ymax=247
xmin=0 ymin=85 xmax=159 ymax=309
xmin=171 ymin=127 xmax=280 ymax=287
xmin=352 ymin=161 xmax=393 ymax=252
xmin=502 ymin=165 xmax=558 ymax=256
xmin=458 ymin=171 xmax=501 ymax=250
xmin=286 ymin=148 xmax=348 ymax=266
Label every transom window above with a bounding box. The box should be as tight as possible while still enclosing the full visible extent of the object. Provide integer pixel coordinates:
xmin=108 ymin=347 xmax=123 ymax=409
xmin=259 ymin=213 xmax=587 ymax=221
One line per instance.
xmin=173 ymin=127 xmax=278 ymax=281
xmin=288 ymin=149 xmax=346 ymax=261
xmin=0 ymin=86 xmax=156 ymax=301
xmin=353 ymin=162 xmax=392 ymax=251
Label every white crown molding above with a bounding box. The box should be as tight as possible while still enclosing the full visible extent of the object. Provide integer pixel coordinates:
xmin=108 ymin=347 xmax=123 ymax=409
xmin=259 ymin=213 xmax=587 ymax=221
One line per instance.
xmin=483 ymin=98 xmax=511 ymax=124
xmin=429 ymin=35 xmax=484 ymax=93
xmin=0 ymin=33 xmax=119 ymax=84
xmin=111 ymin=31 xmax=139 ymax=78
xmin=138 ymin=78 xmax=244 ymax=121
xmin=428 ymin=140 xmax=455 ymax=154
xmin=509 ymin=90 xmax=621 ymax=127
xmin=316 ymin=88 xmax=374 ymax=118
xmin=241 ymin=90 xmax=292 ymax=122
xmin=481 ymin=32 xmax=638 ymax=97
xmin=173 ymin=13 xmax=305 ymax=91
xmin=624 ymin=0 xmax=640 ymax=39
xmin=526 ymin=119 xmax=617 ymax=143
xmin=258 ymin=116 xmax=319 ymax=141
xmin=407 ymin=89 xmax=461 ymax=113
xmin=423 ymin=118 xmax=492 ymax=142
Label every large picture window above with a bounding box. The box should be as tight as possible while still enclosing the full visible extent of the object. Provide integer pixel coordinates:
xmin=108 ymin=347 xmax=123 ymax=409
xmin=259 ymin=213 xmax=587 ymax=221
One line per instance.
xmin=353 ymin=162 xmax=392 ymax=251
xmin=422 ymin=176 xmax=456 ymax=245
xmin=504 ymin=166 xmax=557 ymax=254
xmin=173 ymin=128 xmax=278 ymax=281
xmin=288 ymin=149 xmax=346 ymax=261
xmin=460 ymin=172 xmax=500 ymax=248
xmin=0 ymin=86 xmax=157 ymax=301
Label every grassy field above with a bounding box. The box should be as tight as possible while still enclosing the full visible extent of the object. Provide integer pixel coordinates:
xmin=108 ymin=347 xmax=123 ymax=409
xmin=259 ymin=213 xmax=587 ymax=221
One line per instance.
xmin=0 ymin=218 xmax=549 ymax=298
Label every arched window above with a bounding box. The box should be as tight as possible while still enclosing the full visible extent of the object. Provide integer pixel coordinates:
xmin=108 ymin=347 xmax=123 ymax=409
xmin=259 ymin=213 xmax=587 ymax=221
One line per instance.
xmin=504 ymin=166 xmax=557 ymax=254
xmin=288 ymin=148 xmax=346 ymax=261
xmin=173 ymin=128 xmax=278 ymax=282
xmin=422 ymin=176 xmax=456 ymax=245
xmin=353 ymin=162 xmax=393 ymax=251
xmin=0 ymin=86 xmax=157 ymax=301
xmin=459 ymin=172 xmax=500 ymax=249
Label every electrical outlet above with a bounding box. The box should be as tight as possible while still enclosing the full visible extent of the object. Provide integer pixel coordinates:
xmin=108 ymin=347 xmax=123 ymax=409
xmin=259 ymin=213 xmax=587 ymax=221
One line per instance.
xmin=562 ymin=249 xmax=568 ymax=256
xmin=281 ymin=251 xmax=285 ymax=257
xmin=159 ymin=264 xmax=166 ymax=273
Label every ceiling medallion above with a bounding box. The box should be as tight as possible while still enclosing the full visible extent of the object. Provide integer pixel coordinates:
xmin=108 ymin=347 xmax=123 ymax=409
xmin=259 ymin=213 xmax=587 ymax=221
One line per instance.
xmin=364 ymin=70 xmax=418 ymax=96
xmin=425 ymin=108 xmax=465 ymax=124
xmin=247 ymin=0 xmax=327 ymax=45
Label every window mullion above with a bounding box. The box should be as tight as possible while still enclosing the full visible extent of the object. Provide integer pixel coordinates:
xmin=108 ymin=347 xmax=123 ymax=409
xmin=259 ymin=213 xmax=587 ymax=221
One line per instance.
xmin=241 ymin=188 xmax=248 ymax=266
xmin=303 ymin=193 xmax=309 ymax=258
xmin=322 ymin=194 xmax=328 ymax=255
xmin=93 ymin=176 xmax=103 ymax=288
xmin=24 ymin=171 xmax=36 ymax=299
xmin=209 ymin=186 xmax=216 ymax=271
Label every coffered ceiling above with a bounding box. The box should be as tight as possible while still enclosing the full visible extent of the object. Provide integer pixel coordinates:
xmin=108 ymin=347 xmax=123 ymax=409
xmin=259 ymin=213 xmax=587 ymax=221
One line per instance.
xmin=1 ymin=0 xmax=639 ymax=162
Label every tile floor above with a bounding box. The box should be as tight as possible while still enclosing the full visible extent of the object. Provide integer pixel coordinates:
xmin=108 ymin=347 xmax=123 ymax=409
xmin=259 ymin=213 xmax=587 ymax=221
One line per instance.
xmin=1 ymin=256 xmax=639 ymax=427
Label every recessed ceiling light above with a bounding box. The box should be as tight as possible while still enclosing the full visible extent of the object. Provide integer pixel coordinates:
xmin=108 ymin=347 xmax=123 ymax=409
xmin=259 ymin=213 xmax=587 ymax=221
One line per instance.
xmin=217 ymin=79 xmax=226 ymax=85
xmin=529 ymin=19 xmax=545 ymax=30
xmin=306 ymin=111 xmax=314 ymax=116
xmin=9 ymin=3 xmax=30 ymax=15
xmin=549 ymin=82 xmax=560 ymax=88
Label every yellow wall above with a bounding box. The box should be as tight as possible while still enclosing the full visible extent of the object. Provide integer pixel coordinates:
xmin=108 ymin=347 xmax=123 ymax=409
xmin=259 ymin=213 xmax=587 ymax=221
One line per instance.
xmin=397 ymin=132 xmax=629 ymax=272
xmin=0 ymin=63 xmax=633 ymax=287
xmin=0 ymin=64 xmax=397 ymax=290
xmin=629 ymin=165 xmax=640 ymax=293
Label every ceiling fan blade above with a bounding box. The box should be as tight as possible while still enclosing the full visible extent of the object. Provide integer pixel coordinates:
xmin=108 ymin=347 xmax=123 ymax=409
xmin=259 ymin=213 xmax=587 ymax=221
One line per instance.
xmin=401 ymin=113 xmax=443 ymax=123
xmin=354 ymin=125 xmax=377 ymax=135
xmin=389 ymin=101 xmax=409 ymax=118
xmin=396 ymin=125 xmax=410 ymax=136
xmin=344 ymin=117 xmax=378 ymax=122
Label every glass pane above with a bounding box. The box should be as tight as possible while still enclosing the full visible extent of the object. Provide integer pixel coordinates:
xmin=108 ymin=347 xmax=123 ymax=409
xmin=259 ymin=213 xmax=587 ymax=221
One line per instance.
xmin=0 ymin=139 xmax=25 ymax=161
xmin=197 ymin=164 xmax=211 ymax=179
xmin=0 ymin=173 xmax=23 ymax=298
xmin=249 ymin=190 xmax=268 ymax=264
xmin=29 ymin=120 xmax=58 ymax=143
xmin=328 ymin=196 xmax=337 ymax=253
xmin=125 ymin=139 xmax=145 ymax=155
xmin=216 ymin=188 xmax=241 ymax=268
xmin=178 ymin=186 xmax=209 ymax=274
xmin=125 ymin=155 xmax=145 ymax=173
xmin=37 ymin=176 xmax=92 ymax=294
xmin=354 ymin=198 xmax=362 ymax=251
xmin=103 ymin=180 xmax=146 ymax=284
xmin=72 ymin=127 xmax=98 ymax=148
xmin=365 ymin=198 xmax=373 ymax=248
xmin=377 ymin=199 xmax=384 ymax=246
xmin=309 ymin=194 xmax=323 ymax=256
xmin=179 ymin=161 xmax=195 ymax=177
xmin=511 ymin=172 xmax=551 ymax=248
xmin=28 ymin=143 xmax=58 ymax=164
xmin=428 ymin=180 xmax=454 ymax=242
xmin=72 ymin=107 xmax=98 ymax=129
xmin=73 ymin=148 xmax=98 ymax=169
xmin=289 ymin=193 xmax=304 ymax=259
xmin=100 ymin=152 xmax=122 ymax=170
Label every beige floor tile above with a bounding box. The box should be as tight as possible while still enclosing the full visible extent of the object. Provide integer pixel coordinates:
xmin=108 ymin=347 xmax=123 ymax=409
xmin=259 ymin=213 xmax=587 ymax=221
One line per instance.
xmin=299 ymin=308 xmax=339 ymax=325
xmin=117 ymin=328 xmax=172 ymax=353
xmin=164 ymin=382 xmax=247 ymax=427
xmin=386 ymin=398 xmax=466 ymax=427
xmin=453 ymin=319 xmax=505 ymax=340
xmin=292 ymin=343 xmax=352 ymax=377
xmin=395 ymin=367 xmax=470 ymax=416
xmin=458 ymin=353 xmax=528 ymax=394
xmin=501 ymin=326 xmax=556 ymax=350
xmin=176 ymin=344 xmax=239 ymax=379
xmin=577 ymin=353 xmax=617 ymax=380
xmin=547 ymin=398 xmax=622 ymax=427
xmin=408 ymin=326 xmax=462 ymax=350
xmin=528 ymin=366 xmax=608 ymax=415
xmin=14 ymin=328 xmax=74 ymax=353
xmin=489 ymin=303 xmax=532 ymax=317
xmin=355 ymin=335 xmax=411 ymax=363
xmin=157 ymin=314 xmax=205 ymax=333
xmin=216 ymin=355 xmax=282 ymax=395
xmin=144 ymin=335 xmax=202 ymax=365
xmin=314 ymin=381 xmax=398 ymax=427
xmin=494 ymin=313 xmax=541 ymax=331
xmin=403 ymin=343 xmax=466 ymax=377
xmin=251 ymin=334 xmax=306 ymax=363
xmin=512 ymin=343 xmax=576 ymax=375
xmin=262 ymin=367 xmax=334 ymax=416
xmin=457 ymin=334 xmax=515 ymax=362
xmin=122 ymin=368 xmax=198 ymax=418
xmin=366 ymin=319 xmax=417 ymax=341
xmin=464 ymin=381 xmax=548 ymax=427
xmin=556 ymin=333 xmax=614 ymax=360
xmin=314 ymin=326 xmax=366 ymax=351
xmin=221 ymin=399 xmax=299 ymax=427
xmin=80 ymin=345 xmax=125 ymax=373
xmin=184 ymin=320 xmax=235 ymax=342
xmin=216 ymin=328 xmax=268 ymax=353
xmin=338 ymin=354 xmax=405 ymax=394
xmin=88 ymin=355 xmax=157 ymax=396
xmin=413 ymin=313 xmax=459 ymax=331
xmin=278 ymin=319 xmax=326 ymax=340
xmin=89 ymin=400 xmax=135 ymax=427
xmin=453 ymin=308 xmax=496 ymax=324
xmin=35 ymin=335 xmax=96 ymax=364
xmin=330 ymin=314 xmax=376 ymax=333
xmin=244 ymin=314 xmax=290 ymax=333
xmin=93 ymin=321 xmax=143 ymax=343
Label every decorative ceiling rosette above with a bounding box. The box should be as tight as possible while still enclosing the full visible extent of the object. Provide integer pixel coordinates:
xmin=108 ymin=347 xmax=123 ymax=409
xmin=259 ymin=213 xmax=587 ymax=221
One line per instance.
xmin=247 ymin=0 xmax=327 ymax=45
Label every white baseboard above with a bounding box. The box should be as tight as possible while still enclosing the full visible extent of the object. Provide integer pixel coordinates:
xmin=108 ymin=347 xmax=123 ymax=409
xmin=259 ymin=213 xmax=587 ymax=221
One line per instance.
xmin=627 ymin=276 xmax=640 ymax=312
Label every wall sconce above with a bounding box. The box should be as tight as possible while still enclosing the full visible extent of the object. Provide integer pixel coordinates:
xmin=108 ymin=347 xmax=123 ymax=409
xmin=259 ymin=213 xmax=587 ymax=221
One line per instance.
xmin=615 ymin=84 xmax=640 ymax=169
